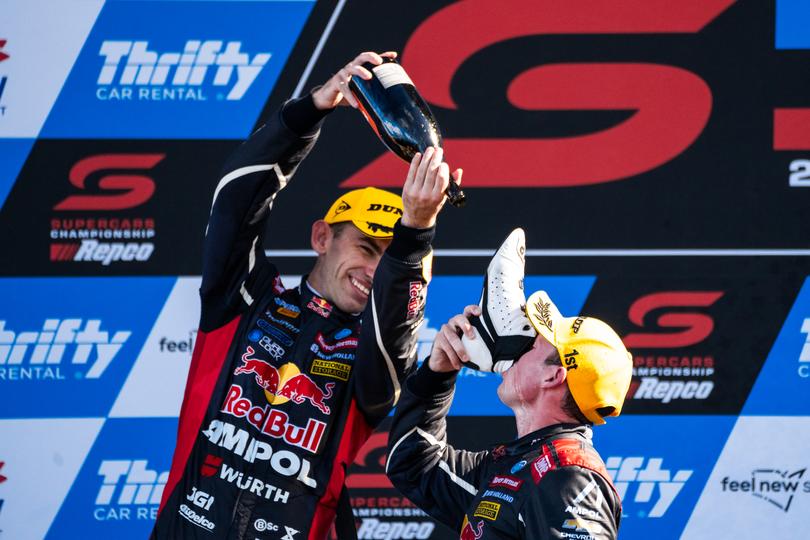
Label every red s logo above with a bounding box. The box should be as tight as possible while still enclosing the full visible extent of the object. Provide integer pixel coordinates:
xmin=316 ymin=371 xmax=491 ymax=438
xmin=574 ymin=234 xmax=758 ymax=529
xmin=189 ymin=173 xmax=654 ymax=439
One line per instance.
xmin=623 ymin=291 xmax=723 ymax=348
xmin=343 ymin=0 xmax=734 ymax=189
xmin=54 ymin=154 xmax=165 ymax=211
xmin=345 ymin=432 xmax=393 ymax=489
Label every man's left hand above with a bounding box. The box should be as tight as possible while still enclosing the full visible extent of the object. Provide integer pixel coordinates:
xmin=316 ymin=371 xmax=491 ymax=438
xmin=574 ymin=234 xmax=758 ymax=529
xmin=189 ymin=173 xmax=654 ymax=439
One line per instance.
xmin=401 ymin=146 xmax=463 ymax=229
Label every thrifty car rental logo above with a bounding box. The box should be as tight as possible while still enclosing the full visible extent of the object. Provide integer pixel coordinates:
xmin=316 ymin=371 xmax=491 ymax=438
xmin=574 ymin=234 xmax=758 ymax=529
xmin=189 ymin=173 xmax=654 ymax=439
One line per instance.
xmin=96 ymin=40 xmax=270 ymax=101
xmin=0 ymin=319 xmax=130 ymax=380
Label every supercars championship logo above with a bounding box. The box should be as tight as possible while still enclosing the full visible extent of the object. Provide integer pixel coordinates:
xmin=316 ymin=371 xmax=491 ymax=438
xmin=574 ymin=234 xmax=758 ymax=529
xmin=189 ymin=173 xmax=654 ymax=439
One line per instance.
xmin=623 ymin=291 xmax=722 ymax=405
xmin=50 ymin=154 xmax=163 ymax=266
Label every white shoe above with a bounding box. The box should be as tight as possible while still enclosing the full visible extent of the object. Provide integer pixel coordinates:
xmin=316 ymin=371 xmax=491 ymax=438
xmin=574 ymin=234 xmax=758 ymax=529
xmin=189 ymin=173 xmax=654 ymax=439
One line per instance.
xmin=461 ymin=228 xmax=536 ymax=373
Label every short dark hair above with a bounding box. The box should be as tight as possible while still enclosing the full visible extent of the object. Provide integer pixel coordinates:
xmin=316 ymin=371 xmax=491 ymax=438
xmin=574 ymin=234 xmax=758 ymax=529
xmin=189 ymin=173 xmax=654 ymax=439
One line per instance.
xmin=543 ymin=349 xmax=592 ymax=425
xmin=328 ymin=222 xmax=352 ymax=238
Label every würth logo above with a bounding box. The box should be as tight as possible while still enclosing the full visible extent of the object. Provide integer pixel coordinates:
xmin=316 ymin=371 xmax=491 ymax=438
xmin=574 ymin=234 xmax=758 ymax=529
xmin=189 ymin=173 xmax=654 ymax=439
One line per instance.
xmin=0 ymin=39 xmax=9 ymax=63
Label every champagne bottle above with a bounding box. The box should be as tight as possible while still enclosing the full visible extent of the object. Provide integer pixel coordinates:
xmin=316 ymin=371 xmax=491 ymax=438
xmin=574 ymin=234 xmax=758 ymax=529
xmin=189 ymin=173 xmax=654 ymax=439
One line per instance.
xmin=349 ymin=58 xmax=466 ymax=207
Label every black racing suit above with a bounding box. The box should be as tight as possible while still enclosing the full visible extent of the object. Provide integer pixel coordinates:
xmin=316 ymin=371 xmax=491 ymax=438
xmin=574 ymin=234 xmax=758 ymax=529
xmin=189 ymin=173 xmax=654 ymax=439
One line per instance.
xmin=152 ymin=95 xmax=431 ymax=539
xmin=387 ymin=364 xmax=623 ymax=539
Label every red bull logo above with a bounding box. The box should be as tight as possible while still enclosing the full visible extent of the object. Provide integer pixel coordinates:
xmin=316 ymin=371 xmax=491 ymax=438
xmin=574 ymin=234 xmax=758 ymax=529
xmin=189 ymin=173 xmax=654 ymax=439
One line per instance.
xmin=221 ymin=384 xmax=326 ymax=454
xmin=460 ymin=516 xmax=484 ymax=540
xmin=307 ymin=297 xmax=333 ymax=318
xmin=234 ymin=347 xmax=334 ymax=414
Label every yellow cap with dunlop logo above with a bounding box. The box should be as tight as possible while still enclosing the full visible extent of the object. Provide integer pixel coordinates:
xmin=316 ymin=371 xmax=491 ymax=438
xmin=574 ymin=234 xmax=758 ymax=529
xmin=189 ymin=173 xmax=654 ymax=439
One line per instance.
xmin=323 ymin=187 xmax=404 ymax=239
xmin=525 ymin=291 xmax=633 ymax=425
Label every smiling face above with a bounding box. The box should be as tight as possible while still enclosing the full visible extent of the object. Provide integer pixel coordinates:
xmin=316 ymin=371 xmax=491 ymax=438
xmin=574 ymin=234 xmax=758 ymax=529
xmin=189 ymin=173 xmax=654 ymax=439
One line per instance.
xmin=308 ymin=221 xmax=391 ymax=313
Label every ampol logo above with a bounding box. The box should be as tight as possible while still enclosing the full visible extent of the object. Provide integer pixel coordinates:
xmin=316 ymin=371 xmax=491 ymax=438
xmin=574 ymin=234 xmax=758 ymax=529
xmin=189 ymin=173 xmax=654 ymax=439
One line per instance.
xmin=0 ymin=318 xmax=130 ymax=380
xmin=96 ymin=40 xmax=270 ymax=102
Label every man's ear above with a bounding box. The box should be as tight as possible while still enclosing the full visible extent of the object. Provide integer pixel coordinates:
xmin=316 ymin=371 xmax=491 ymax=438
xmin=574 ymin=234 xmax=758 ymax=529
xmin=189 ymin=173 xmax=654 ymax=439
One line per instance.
xmin=311 ymin=220 xmax=332 ymax=255
xmin=541 ymin=365 xmax=567 ymax=388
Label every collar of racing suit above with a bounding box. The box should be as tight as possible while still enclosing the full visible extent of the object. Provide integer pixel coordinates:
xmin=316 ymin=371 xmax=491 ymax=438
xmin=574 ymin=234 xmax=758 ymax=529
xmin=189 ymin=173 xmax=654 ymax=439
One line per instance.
xmin=297 ymin=274 xmax=363 ymax=324
xmin=492 ymin=423 xmax=593 ymax=458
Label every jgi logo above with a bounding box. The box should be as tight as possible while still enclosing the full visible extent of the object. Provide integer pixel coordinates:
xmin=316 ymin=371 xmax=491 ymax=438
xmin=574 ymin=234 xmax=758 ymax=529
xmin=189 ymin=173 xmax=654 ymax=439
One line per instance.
xmin=798 ymin=319 xmax=810 ymax=378
xmin=95 ymin=460 xmax=169 ymax=521
xmin=0 ymin=319 xmax=130 ymax=380
xmin=96 ymin=40 xmax=271 ymax=101
xmin=187 ymin=486 xmax=214 ymax=511
xmin=605 ymin=457 xmax=693 ymax=518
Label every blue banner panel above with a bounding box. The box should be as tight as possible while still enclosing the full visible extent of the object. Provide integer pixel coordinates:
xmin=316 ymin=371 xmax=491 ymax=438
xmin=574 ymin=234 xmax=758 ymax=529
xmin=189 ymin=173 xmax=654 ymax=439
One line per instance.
xmin=0 ymin=138 xmax=33 ymax=210
xmin=41 ymin=0 xmax=314 ymax=139
xmin=776 ymin=0 xmax=810 ymax=49
xmin=415 ymin=275 xmax=596 ymax=416
xmin=592 ymin=415 xmax=737 ymax=540
xmin=0 ymin=278 xmax=175 ymax=418
xmin=743 ymin=276 xmax=810 ymax=415
xmin=46 ymin=418 xmax=178 ymax=540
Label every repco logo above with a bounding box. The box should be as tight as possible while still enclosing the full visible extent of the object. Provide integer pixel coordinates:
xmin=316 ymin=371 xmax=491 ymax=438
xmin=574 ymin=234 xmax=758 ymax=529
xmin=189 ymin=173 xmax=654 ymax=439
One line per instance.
xmin=54 ymin=154 xmax=165 ymax=211
xmin=343 ymin=0 xmax=733 ymax=189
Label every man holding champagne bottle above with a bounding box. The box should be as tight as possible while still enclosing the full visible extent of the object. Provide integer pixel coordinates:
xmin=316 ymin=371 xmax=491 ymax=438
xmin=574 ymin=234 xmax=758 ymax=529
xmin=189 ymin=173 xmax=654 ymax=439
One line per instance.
xmin=151 ymin=51 xmax=462 ymax=539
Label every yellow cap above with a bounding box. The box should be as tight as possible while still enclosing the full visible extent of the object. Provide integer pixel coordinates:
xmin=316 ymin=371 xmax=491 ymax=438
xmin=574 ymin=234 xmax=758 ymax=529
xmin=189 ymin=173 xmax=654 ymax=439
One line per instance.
xmin=526 ymin=291 xmax=632 ymax=425
xmin=323 ymin=187 xmax=403 ymax=239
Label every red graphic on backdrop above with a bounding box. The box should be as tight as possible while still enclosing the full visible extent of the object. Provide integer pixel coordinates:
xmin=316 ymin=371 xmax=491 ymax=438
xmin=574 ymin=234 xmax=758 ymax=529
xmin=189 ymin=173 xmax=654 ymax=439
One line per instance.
xmin=0 ymin=40 xmax=9 ymax=63
xmin=346 ymin=432 xmax=393 ymax=489
xmin=623 ymin=291 xmax=724 ymax=348
xmin=0 ymin=461 xmax=6 ymax=484
xmin=49 ymin=243 xmax=80 ymax=261
xmin=54 ymin=154 xmax=165 ymax=211
xmin=343 ymin=0 xmax=734 ymax=189
xmin=774 ymin=109 xmax=810 ymax=150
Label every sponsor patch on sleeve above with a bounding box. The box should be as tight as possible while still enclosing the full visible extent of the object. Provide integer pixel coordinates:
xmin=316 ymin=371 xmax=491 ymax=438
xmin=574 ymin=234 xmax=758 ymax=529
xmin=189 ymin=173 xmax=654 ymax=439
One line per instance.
xmin=310 ymin=359 xmax=352 ymax=381
xmin=531 ymin=454 xmax=554 ymax=484
xmin=473 ymin=500 xmax=501 ymax=521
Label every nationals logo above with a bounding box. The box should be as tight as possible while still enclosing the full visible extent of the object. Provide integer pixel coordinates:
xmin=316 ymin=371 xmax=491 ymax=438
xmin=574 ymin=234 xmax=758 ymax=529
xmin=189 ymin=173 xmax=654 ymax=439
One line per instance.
xmin=50 ymin=154 xmax=163 ymax=265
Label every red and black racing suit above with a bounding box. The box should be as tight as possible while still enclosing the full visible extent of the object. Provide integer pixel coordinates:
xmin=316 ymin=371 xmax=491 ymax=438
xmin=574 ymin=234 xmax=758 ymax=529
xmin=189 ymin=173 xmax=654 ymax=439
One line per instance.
xmin=152 ymin=95 xmax=431 ymax=539
xmin=387 ymin=364 xmax=623 ymax=539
